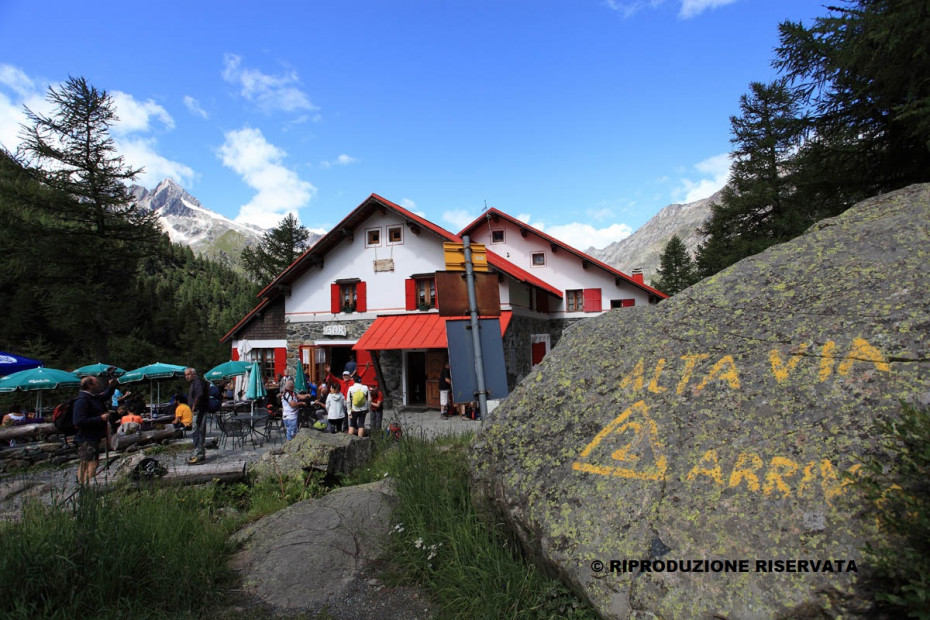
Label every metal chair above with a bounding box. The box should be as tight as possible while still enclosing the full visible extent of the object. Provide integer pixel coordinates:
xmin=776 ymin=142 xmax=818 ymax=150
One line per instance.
xmin=216 ymin=416 xmax=250 ymax=450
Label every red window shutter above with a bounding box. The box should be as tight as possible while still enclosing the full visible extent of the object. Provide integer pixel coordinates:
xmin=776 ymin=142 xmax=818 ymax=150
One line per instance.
xmin=536 ymin=289 xmax=549 ymax=313
xmin=622 ymin=299 xmax=636 ymax=308
xmin=331 ymin=283 xmax=340 ymax=314
xmin=274 ymin=347 xmax=287 ymax=378
xmin=405 ymin=279 xmax=417 ymax=311
xmin=583 ymin=288 xmax=602 ymax=313
xmin=356 ymin=281 xmax=367 ymax=313
xmin=231 ymin=348 xmax=239 ymax=361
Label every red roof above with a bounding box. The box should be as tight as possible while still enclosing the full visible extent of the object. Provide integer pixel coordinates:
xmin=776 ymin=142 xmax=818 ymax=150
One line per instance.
xmin=354 ymin=311 xmax=512 ymax=351
xmin=220 ymin=298 xmax=271 ymax=343
xmin=257 ymin=194 xmax=566 ymax=301
xmin=458 ymin=208 xmax=668 ymax=299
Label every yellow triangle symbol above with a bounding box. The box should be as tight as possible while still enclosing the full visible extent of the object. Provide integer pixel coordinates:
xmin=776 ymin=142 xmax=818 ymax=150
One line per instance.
xmin=572 ymin=400 xmax=668 ymax=480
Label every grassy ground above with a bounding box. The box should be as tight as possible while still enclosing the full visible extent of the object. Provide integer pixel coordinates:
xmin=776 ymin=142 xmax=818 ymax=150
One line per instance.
xmin=0 ymin=431 xmax=595 ymax=619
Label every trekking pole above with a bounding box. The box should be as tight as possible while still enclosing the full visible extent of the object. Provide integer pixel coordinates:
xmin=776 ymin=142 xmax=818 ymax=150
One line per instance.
xmin=104 ymin=414 xmax=111 ymax=479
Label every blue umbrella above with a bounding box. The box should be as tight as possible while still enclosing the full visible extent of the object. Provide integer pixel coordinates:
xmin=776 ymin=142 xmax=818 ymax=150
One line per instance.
xmin=0 ymin=367 xmax=81 ymax=414
xmin=205 ymin=360 xmax=252 ymax=381
xmin=0 ymin=351 xmax=43 ymax=377
xmin=245 ymin=361 xmax=267 ymax=415
xmin=73 ymin=363 xmax=127 ymax=378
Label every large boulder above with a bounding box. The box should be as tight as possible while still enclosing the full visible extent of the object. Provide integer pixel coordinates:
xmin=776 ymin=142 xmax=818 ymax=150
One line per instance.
xmin=250 ymin=429 xmax=373 ymax=483
xmin=470 ymin=184 xmax=930 ymax=618
xmin=229 ymin=479 xmax=395 ymax=610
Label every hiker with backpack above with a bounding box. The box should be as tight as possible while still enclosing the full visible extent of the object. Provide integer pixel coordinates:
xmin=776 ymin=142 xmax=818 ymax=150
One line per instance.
xmin=185 ymin=368 xmax=209 ymax=465
xmin=72 ymin=376 xmax=112 ymax=484
xmin=346 ymin=380 xmax=370 ymax=437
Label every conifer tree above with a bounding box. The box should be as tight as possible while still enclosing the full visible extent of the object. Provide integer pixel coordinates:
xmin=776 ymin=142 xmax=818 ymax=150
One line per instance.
xmin=17 ymin=76 xmax=162 ymax=360
xmin=651 ymin=235 xmax=697 ymax=296
xmin=696 ymin=80 xmax=803 ymax=277
xmin=241 ymin=213 xmax=311 ymax=284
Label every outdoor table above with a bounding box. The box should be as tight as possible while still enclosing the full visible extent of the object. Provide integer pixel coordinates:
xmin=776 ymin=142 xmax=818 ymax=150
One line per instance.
xmin=229 ymin=412 xmax=270 ymax=444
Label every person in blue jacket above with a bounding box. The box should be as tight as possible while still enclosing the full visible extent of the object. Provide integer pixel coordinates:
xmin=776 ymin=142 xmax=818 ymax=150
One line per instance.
xmin=72 ymin=376 xmax=112 ymax=484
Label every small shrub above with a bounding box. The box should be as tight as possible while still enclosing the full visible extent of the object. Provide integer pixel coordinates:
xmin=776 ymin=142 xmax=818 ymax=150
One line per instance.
xmin=853 ymin=401 xmax=930 ymax=618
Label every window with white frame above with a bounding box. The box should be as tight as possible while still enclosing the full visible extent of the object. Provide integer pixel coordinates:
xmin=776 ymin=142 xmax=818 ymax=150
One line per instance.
xmin=566 ymin=289 xmax=584 ymax=312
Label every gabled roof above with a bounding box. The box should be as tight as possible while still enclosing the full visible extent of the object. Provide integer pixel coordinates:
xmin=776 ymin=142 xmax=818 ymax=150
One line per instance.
xmin=220 ymin=297 xmax=271 ymax=343
xmin=258 ymin=194 xmax=562 ymax=300
xmin=458 ymin=207 xmax=668 ymax=299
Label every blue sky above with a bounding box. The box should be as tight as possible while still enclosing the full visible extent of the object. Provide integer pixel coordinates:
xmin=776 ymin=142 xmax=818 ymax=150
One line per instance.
xmin=0 ymin=0 xmax=821 ymax=249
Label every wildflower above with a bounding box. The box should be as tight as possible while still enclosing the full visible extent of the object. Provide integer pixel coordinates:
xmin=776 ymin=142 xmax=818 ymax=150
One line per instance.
xmin=414 ymin=537 xmax=423 ymax=549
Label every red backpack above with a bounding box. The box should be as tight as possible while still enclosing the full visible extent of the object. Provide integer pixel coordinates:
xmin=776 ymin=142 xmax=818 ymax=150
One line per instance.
xmin=52 ymin=397 xmax=78 ymax=435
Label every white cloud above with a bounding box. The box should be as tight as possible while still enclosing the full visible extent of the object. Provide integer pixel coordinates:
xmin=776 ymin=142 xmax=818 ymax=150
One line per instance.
xmin=0 ymin=65 xmax=45 ymax=152
xmin=541 ymin=222 xmax=633 ymax=251
xmin=217 ymin=126 xmax=316 ymax=228
xmin=183 ymin=95 xmax=209 ymax=119
xmin=674 ymin=152 xmax=731 ymax=203
xmin=222 ymin=53 xmax=318 ymax=114
xmin=442 ymin=209 xmax=475 ymax=231
xmin=0 ymin=66 xmax=192 ymax=189
xmin=502 ymin=211 xmax=631 ymax=251
xmin=111 ymin=91 xmax=174 ymax=134
xmin=117 ymin=137 xmax=195 ymax=187
xmin=603 ymin=0 xmax=665 ymax=18
xmin=400 ymin=199 xmax=417 ymax=211
xmin=320 ymin=153 xmax=358 ymax=168
xmin=604 ymin=0 xmax=738 ymax=18
xmin=679 ymin=0 xmax=739 ymax=18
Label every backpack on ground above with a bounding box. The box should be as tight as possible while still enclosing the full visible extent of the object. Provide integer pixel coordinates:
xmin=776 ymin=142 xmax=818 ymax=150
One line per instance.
xmin=52 ymin=397 xmax=78 ymax=435
xmin=351 ymin=386 xmax=368 ymax=409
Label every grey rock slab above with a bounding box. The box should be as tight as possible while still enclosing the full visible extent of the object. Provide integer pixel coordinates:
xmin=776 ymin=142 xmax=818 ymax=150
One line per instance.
xmin=229 ymin=479 xmax=395 ymax=611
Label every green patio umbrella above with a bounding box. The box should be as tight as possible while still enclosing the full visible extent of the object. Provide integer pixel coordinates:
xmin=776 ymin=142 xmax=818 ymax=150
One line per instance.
xmin=205 ymin=360 xmax=252 ymax=381
xmin=294 ymin=359 xmax=307 ymax=393
xmin=0 ymin=367 xmax=81 ymax=415
xmin=119 ymin=362 xmax=187 ymax=408
xmin=245 ymin=361 xmax=267 ymax=415
xmin=73 ymin=363 xmax=127 ymax=378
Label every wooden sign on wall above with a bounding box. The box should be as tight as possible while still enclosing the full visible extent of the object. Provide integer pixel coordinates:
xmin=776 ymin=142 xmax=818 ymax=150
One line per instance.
xmin=435 ymin=271 xmax=501 ymax=316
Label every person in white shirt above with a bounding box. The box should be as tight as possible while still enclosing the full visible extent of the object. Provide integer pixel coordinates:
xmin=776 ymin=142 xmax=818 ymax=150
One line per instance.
xmin=280 ymin=379 xmax=312 ymax=441
xmin=325 ymin=381 xmax=348 ymax=434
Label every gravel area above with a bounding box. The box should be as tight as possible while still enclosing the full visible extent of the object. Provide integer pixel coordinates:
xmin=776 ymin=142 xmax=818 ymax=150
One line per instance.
xmin=0 ymin=407 xmax=479 ymax=618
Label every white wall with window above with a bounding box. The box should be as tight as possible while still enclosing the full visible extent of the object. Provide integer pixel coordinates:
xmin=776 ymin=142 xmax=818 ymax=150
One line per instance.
xmin=285 ymin=212 xmax=447 ymax=322
xmin=468 ymin=217 xmax=653 ymax=316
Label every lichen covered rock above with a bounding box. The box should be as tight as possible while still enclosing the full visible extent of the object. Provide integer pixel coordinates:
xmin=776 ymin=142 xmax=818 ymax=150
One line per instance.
xmin=251 ymin=429 xmax=372 ymax=484
xmin=470 ymin=184 xmax=930 ymax=618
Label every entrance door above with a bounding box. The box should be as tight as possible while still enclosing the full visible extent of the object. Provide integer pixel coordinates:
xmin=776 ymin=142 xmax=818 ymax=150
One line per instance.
xmin=406 ymin=352 xmax=426 ymax=406
xmin=425 ymin=350 xmax=445 ymax=409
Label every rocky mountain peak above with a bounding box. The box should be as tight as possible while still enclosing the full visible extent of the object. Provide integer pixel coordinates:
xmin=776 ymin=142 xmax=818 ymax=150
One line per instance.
xmin=588 ymin=190 xmax=722 ymax=282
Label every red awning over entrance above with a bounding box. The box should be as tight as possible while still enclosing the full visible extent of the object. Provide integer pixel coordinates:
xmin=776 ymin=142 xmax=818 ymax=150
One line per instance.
xmin=354 ymin=311 xmax=512 ymax=351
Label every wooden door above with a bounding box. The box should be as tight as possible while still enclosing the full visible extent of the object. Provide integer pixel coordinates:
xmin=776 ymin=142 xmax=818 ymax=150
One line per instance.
xmin=425 ymin=350 xmax=445 ymax=408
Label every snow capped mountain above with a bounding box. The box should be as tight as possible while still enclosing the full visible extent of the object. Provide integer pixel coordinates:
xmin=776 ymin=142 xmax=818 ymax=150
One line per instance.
xmin=587 ymin=191 xmax=721 ymax=282
xmin=129 ymin=179 xmax=265 ymax=267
